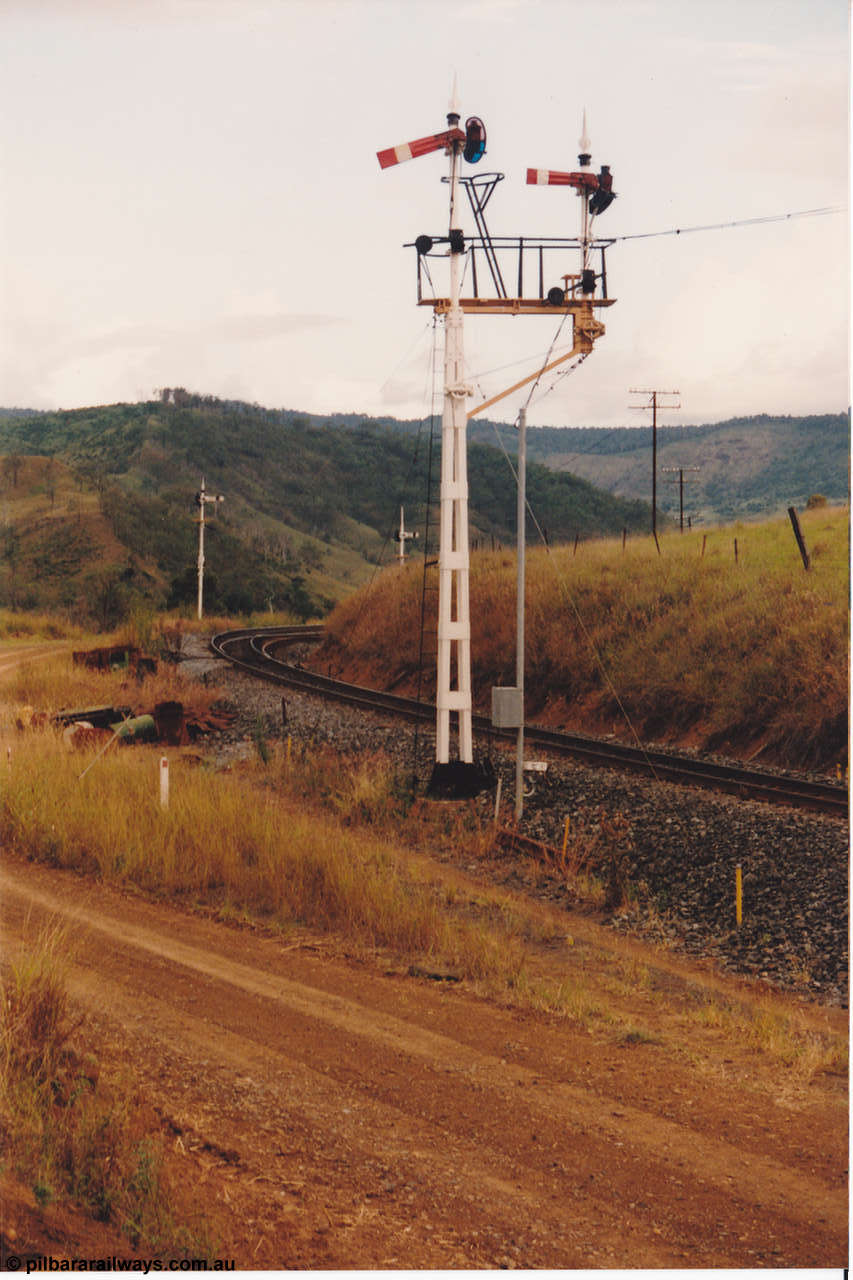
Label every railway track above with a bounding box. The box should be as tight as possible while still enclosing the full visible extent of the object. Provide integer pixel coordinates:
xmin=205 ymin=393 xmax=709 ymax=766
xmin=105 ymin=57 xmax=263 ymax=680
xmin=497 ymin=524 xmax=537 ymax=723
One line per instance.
xmin=210 ymin=626 xmax=848 ymax=819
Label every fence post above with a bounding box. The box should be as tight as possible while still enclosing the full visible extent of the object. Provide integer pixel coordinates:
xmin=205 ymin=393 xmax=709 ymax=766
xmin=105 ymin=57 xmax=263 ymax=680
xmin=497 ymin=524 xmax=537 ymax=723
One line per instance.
xmin=787 ymin=506 xmax=810 ymax=571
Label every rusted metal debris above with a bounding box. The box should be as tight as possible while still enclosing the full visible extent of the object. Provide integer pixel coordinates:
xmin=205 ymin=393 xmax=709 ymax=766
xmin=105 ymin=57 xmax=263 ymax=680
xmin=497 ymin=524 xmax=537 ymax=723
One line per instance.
xmin=46 ymin=700 xmax=236 ymax=747
xmin=72 ymin=645 xmax=157 ymax=678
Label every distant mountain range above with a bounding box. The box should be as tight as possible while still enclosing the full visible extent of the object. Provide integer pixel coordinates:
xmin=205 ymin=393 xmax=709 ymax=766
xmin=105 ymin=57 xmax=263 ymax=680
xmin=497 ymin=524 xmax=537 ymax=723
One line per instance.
xmin=466 ymin=412 xmax=850 ymax=525
xmin=0 ymin=395 xmax=651 ymax=623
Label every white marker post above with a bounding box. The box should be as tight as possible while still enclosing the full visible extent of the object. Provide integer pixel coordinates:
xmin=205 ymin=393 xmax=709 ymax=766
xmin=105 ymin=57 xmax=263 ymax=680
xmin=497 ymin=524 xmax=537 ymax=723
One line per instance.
xmin=159 ymin=756 xmax=169 ymax=810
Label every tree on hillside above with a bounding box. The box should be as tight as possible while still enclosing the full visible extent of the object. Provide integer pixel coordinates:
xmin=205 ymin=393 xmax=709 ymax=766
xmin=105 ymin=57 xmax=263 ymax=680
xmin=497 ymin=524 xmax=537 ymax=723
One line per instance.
xmin=44 ymin=457 xmax=57 ymax=506
xmin=85 ymin=567 xmax=129 ymax=631
xmin=1 ymin=453 xmax=23 ymax=488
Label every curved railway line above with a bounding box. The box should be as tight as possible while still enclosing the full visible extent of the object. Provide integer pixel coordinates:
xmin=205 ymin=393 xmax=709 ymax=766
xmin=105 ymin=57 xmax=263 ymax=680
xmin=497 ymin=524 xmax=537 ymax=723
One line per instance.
xmin=210 ymin=625 xmax=847 ymax=820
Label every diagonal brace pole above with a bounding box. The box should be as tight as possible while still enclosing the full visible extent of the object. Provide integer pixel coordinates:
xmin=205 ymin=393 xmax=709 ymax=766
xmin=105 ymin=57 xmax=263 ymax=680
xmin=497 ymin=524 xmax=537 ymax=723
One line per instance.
xmin=467 ymin=335 xmax=583 ymax=419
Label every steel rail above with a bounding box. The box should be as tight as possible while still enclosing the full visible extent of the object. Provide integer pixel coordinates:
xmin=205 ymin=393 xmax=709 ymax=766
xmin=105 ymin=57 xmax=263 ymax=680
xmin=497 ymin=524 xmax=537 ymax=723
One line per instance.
xmin=209 ymin=626 xmax=847 ymax=819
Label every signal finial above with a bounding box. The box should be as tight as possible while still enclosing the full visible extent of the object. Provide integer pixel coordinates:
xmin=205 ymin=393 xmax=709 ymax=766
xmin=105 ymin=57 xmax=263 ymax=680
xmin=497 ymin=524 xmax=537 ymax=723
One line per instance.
xmin=578 ymin=108 xmax=591 ymax=167
xmin=448 ymin=72 xmax=460 ymax=124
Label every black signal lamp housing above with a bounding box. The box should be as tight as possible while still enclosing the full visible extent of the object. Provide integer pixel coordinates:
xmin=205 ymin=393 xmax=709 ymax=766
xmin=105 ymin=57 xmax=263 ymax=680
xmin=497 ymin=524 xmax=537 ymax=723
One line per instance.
xmin=463 ymin=116 xmax=486 ymax=164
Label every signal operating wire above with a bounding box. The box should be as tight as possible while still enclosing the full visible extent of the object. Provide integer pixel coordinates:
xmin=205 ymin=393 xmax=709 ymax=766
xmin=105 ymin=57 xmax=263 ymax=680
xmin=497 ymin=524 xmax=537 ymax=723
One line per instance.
xmin=412 ymin=314 xmax=443 ymax=784
xmin=609 ymin=205 xmax=845 ymax=242
xmin=520 ymin=308 xmax=574 ymax=413
xmin=332 ymin=313 xmax=440 ymax=675
xmin=378 ymin=319 xmax=434 ymax=398
xmin=468 ymin=340 xmax=578 ymax=385
xmin=490 ymin=406 xmax=662 ymax=782
xmin=528 ymin=352 xmax=589 ymax=409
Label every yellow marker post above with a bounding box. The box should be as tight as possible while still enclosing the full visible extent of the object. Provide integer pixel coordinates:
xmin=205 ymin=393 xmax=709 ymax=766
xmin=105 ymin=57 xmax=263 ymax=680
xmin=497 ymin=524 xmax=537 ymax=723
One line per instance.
xmin=735 ymin=864 xmax=743 ymax=928
xmin=562 ymin=816 xmax=571 ymax=858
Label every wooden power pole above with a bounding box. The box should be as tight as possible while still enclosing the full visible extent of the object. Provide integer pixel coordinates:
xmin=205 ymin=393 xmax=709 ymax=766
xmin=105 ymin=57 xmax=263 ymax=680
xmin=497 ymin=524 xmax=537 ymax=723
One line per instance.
xmin=628 ymin=389 xmax=680 ymax=546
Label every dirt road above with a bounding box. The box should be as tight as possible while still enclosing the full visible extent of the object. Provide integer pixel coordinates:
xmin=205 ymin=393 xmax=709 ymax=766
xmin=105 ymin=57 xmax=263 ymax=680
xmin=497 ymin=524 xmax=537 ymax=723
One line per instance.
xmin=0 ymin=849 xmax=846 ymax=1270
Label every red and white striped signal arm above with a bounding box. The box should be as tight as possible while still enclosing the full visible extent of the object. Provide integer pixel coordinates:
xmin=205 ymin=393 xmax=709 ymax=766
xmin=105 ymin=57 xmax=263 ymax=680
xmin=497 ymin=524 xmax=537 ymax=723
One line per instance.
xmin=526 ymin=167 xmax=599 ymax=191
xmin=377 ymin=127 xmax=465 ymax=169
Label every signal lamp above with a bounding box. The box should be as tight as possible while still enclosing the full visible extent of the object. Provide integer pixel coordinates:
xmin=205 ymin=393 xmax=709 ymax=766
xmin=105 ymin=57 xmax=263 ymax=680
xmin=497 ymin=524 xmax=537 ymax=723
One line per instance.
xmin=463 ymin=116 xmax=486 ymax=164
xmin=547 ymin=286 xmax=565 ymax=306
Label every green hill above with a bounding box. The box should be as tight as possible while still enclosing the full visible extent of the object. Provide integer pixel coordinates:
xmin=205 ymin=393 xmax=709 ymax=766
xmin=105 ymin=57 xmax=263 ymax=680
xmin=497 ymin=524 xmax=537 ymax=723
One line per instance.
xmin=0 ymin=396 xmax=651 ymax=626
xmin=465 ymin=413 xmax=849 ymax=524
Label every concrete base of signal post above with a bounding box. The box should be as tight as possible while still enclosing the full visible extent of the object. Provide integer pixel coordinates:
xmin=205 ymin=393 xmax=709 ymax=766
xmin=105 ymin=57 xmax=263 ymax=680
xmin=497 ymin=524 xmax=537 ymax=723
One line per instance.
xmin=427 ymin=759 xmax=495 ymax=800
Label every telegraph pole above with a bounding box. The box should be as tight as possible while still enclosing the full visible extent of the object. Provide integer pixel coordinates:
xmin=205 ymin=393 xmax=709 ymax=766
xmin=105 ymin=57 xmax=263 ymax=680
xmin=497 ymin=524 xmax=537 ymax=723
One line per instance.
xmin=662 ymin=465 xmax=700 ymax=531
xmin=628 ymin=389 xmax=680 ymax=544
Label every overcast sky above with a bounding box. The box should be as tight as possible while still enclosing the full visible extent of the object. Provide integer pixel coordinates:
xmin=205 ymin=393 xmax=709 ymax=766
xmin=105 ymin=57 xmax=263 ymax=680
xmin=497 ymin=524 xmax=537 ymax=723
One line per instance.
xmin=1 ymin=0 xmax=848 ymax=428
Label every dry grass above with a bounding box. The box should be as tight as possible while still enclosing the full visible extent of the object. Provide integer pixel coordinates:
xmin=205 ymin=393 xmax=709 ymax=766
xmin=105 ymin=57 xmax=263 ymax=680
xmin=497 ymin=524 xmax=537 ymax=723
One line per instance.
xmin=0 ymin=925 xmax=207 ymax=1251
xmin=0 ymin=609 xmax=85 ymax=642
xmin=683 ymin=992 xmax=848 ymax=1082
xmin=544 ymin=809 xmax=634 ymax=911
xmin=0 ymin=733 xmax=531 ymax=988
xmin=0 ymin=605 xmax=302 ymax=652
xmin=322 ymin=508 xmax=849 ymax=768
xmin=1 ymin=647 xmax=223 ymax=728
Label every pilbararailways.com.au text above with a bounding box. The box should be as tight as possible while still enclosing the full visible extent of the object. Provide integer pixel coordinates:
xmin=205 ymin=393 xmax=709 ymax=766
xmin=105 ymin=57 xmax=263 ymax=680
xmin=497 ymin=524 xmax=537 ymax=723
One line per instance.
xmin=12 ymin=1257 xmax=236 ymax=1273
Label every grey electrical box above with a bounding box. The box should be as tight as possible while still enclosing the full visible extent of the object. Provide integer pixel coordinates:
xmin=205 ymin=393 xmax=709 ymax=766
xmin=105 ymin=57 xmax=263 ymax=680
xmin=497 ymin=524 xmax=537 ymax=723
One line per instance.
xmin=491 ymin=686 xmax=523 ymax=729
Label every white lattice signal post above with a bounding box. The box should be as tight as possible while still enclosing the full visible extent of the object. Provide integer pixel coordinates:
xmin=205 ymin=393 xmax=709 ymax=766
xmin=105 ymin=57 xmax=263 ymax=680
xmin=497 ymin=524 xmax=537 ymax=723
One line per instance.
xmin=436 ymin=99 xmax=473 ymax=766
xmin=378 ymin=90 xmax=482 ymax=780
xmin=379 ymin=103 xmax=617 ymax=795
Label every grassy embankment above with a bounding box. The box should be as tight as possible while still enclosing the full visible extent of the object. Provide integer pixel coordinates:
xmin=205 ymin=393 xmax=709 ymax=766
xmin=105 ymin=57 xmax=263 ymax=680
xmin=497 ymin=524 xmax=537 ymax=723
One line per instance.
xmin=1 ymin=925 xmax=213 ymax=1254
xmin=320 ymin=507 xmax=849 ymax=769
xmin=0 ymin=605 xmax=308 ymax=642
